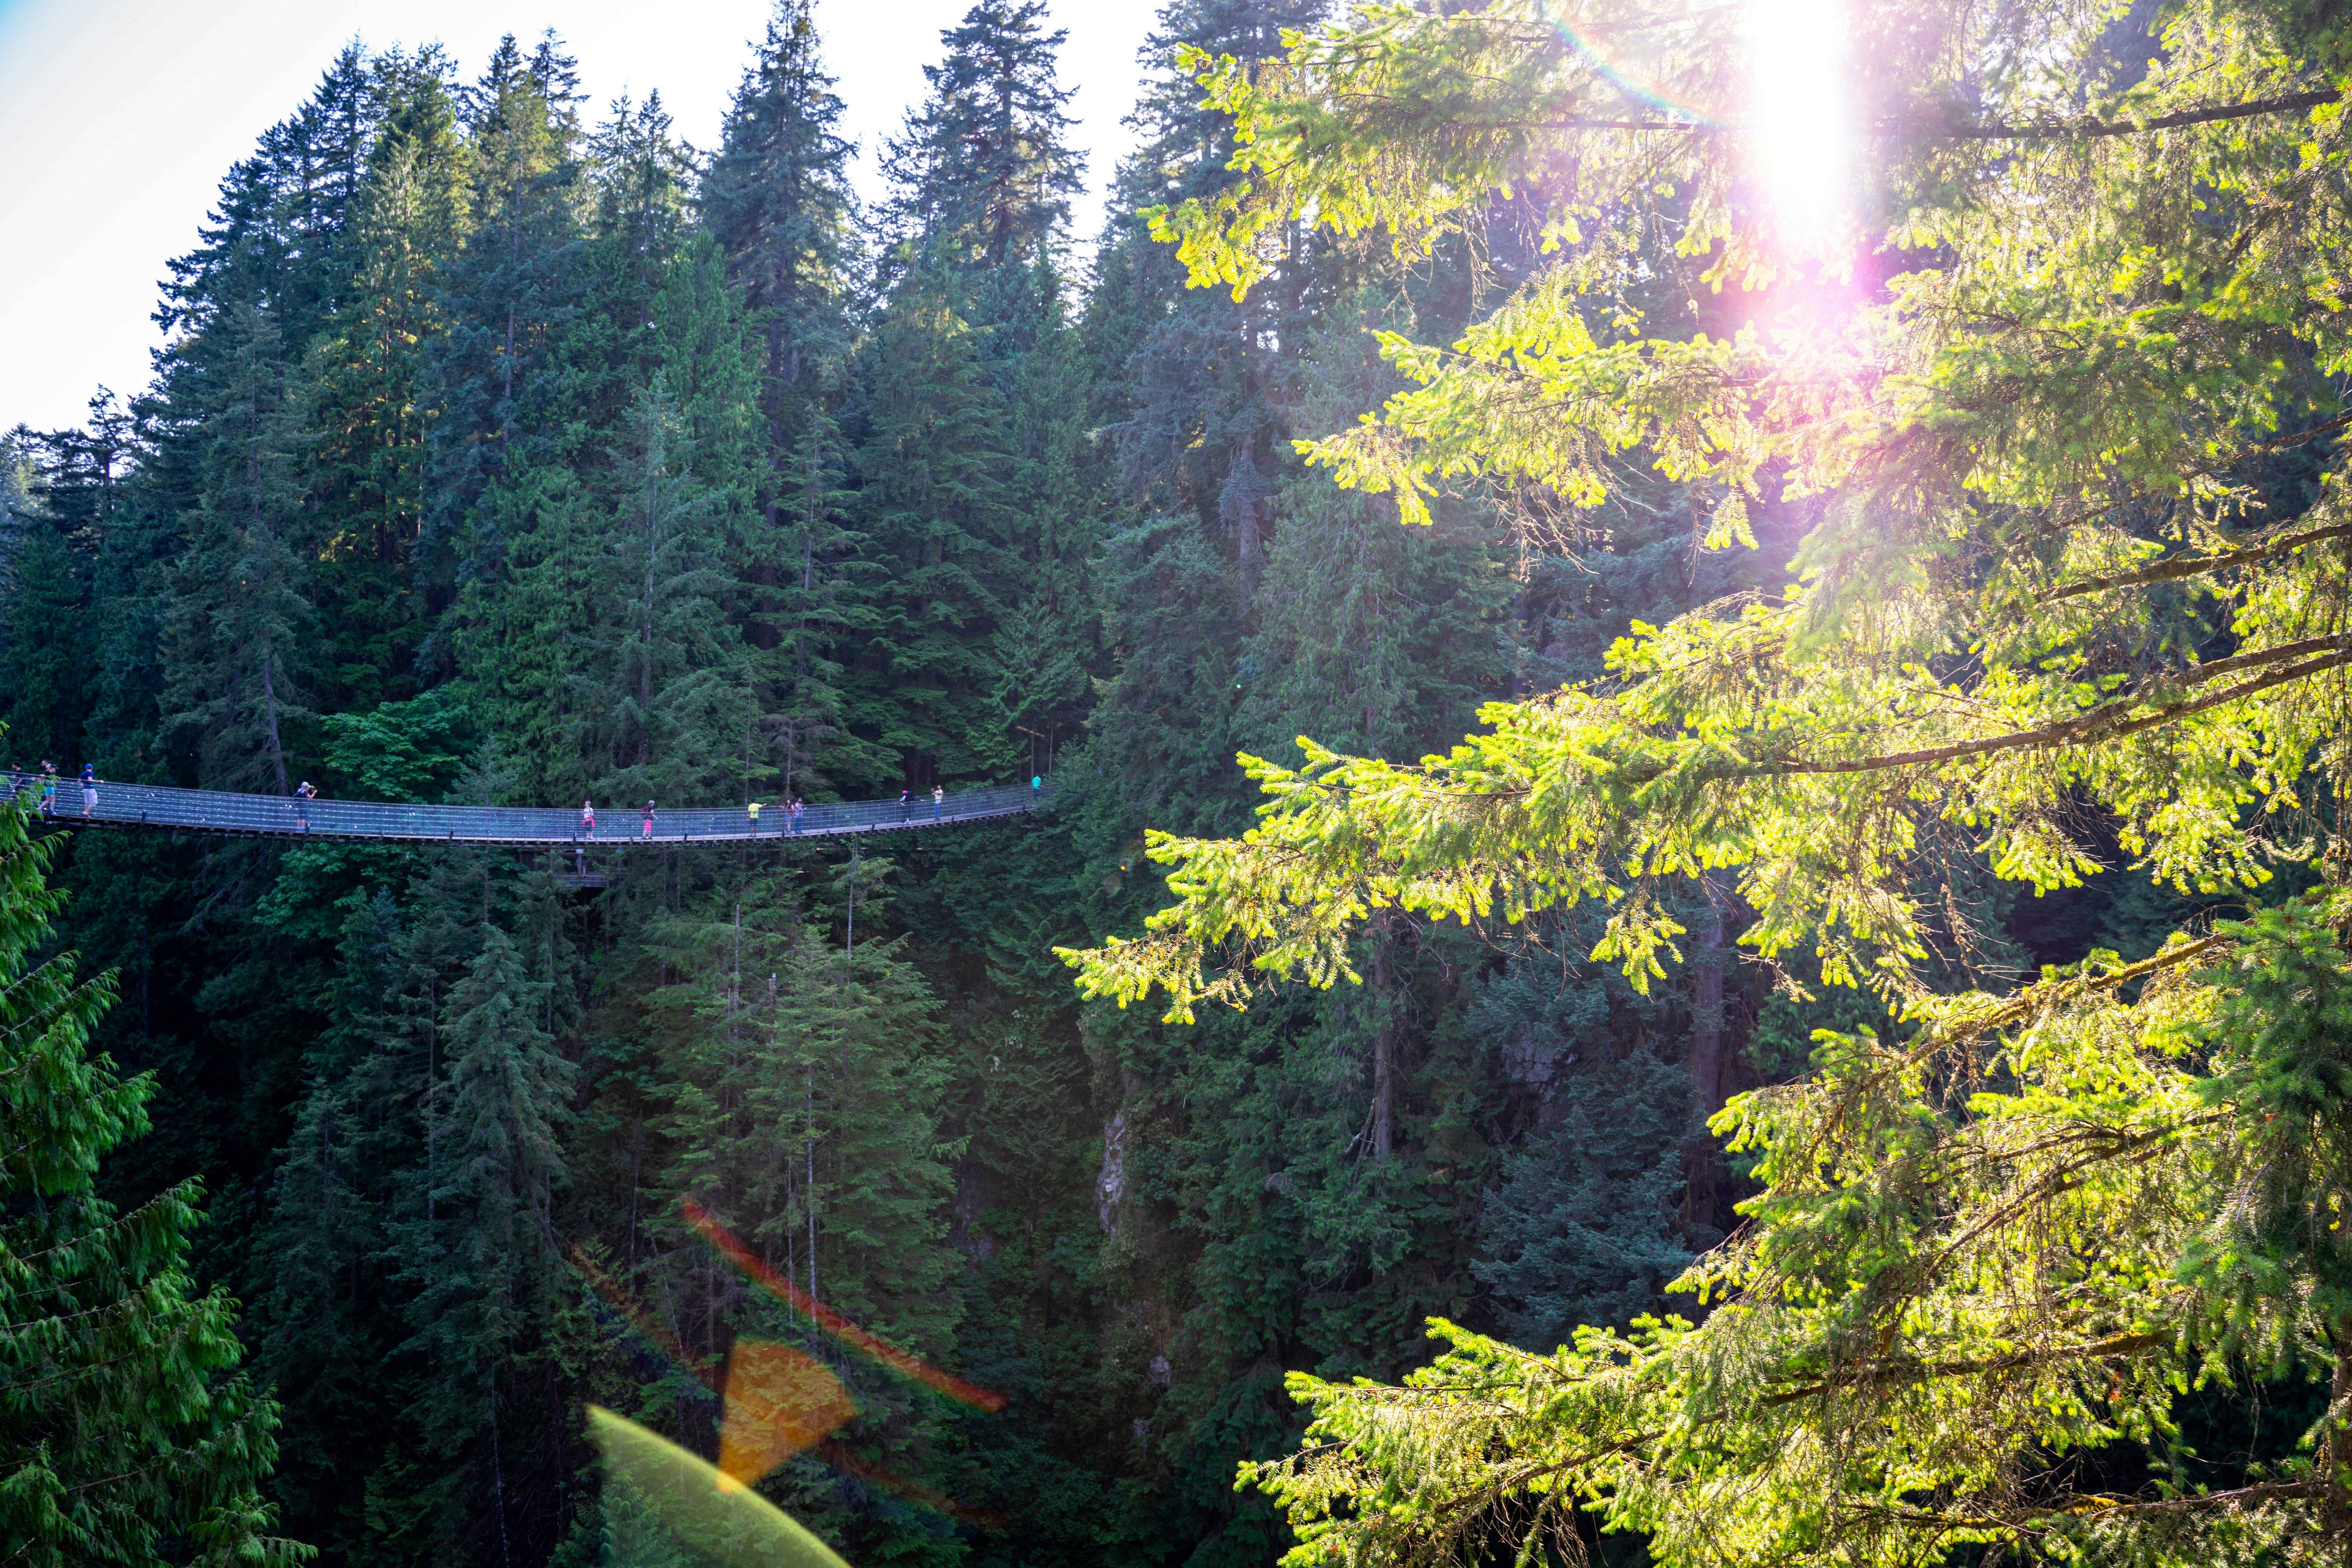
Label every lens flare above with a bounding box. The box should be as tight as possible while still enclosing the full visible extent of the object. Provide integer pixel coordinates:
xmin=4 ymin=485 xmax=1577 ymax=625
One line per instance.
xmin=1746 ymin=0 xmax=1853 ymax=254
xmin=682 ymin=1199 xmax=1007 ymax=1412
xmin=591 ymin=1404 xmax=854 ymax=1568
xmin=1529 ymin=0 xmax=1721 ymax=127
xmin=574 ymin=1247 xmax=723 ymax=1385
xmin=571 ymin=1243 xmax=1009 ymax=1533
xmin=719 ymin=1342 xmax=855 ymax=1489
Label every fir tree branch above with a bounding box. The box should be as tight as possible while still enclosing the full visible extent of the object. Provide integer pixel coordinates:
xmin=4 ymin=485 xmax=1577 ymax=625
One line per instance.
xmin=2039 ymin=519 xmax=2352 ymax=605
xmin=1416 ymin=1328 xmax=2194 ymax=1524
xmin=1929 ymin=87 xmax=2343 ymax=140
xmin=1521 ymin=89 xmax=2343 ymax=140
xmin=0 ymin=1185 xmax=201 ymax=1279
xmin=1757 ymin=639 xmax=2352 ymax=777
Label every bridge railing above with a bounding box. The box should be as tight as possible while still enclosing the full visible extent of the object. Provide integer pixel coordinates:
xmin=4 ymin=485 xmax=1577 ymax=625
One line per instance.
xmin=4 ymin=775 xmax=1049 ymax=845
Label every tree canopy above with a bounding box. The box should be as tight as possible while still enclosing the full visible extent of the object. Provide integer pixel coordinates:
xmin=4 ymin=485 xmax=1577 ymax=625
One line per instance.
xmin=0 ymin=791 xmax=301 ymax=1566
xmin=1065 ymin=0 xmax=2352 ymax=1559
xmin=28 ymin=0 xmax=2352 ymax=1562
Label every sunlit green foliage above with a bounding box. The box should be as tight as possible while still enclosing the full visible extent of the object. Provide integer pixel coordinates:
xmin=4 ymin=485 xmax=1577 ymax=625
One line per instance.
xmin=1066 ymin=0 xmax=2352 ymax=1559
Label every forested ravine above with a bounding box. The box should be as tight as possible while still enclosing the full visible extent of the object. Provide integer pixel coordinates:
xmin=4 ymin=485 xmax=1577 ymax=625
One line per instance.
xmin=0 ymin=2 xmax=2257 ymax=1566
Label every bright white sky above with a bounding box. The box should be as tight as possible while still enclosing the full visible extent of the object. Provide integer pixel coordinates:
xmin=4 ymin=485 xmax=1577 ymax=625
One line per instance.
xmin=0 ymin=0 xmax=1161 ymax=432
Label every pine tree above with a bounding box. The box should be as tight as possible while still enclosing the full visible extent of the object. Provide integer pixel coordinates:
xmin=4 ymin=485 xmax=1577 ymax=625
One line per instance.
xmin=764 ymin=396 xmax=874 ymax=800
xmin=570 ymin=377 xmax=749 ymax=801
xmin=704 ymin=0 xmax=855 ymax=425
xmin=0 ymin=490 xmax=91 ymax=771
xmin=305 ymin=50 xmax=470 ymax=711
xmin=0 ymin=11 xmax=2118 ymax=1564
xmin=648 ymin=873 xmax=958 ymax=1349
xmin=0 ymin=394 xmax=136 ymax=771
xmin=581 ymin=93 xmax=693 ymax=401
xmin=1085 ymin=0 xmax=1328 ymax=612
xmin=163 ymin=299 xmax=316 ymax=795
xmin=422 ymin=32 xmax=590 ymax=661
xmin=1463 ymin=924 xmax=1692 ymax=1350
xmin=703 ymin=2 xmax=865 ymax=800
xmin=985 ymin=257 xmax=1098 ymax=769
xmin=847 ymin=264 xmax=1017 ymax=783
xmin=841 ymin=0 xmax=1100 ymax=791
xmin=0 ymin=794 xmax=303 ymax=1565
xmin=396 ymin=923 xmax=575 ymax=1565
xmin=637 ymin=869 xmax=964 ymax=1563
xmin=249 ymin=889 xmax=414 ymax=1560
xmin=447 ymin=93 xmax=694 ymax=805
xmin=879 ymin=0 xmax=1082 ymax=273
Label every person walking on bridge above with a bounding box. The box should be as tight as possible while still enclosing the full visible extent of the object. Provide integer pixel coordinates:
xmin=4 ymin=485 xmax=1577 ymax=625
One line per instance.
xmin=80 ymin=763 xmax=97 ymax=819
xmin=581 ymin=800 xmax=596 ymax=837
xmin=790 ymin=797 xmax=804 ymax=834
xmin=747 ymin=799 xmax=762 ymax=832
xmin=931 ymin=784 xmax=943 ymax=821
xmin=898 ymin=788 xmax=910 ymax=822
xmin=642 ymin=800 xmax=656 ymax=838
xmin=37 ymin=764 xmax=56 ymax=820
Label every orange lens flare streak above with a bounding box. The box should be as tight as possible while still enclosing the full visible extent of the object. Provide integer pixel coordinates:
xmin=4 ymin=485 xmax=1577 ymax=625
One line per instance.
xmin=681 ymin=1198 xmax=1008 ymax=1412
xmin=573 ymin=1245 xmax=719 ymax=1382
xmin=720 ymin=1342 xmax=855 ymax=1486
xmin=572 ymin=1243 xmax=1006 ymax=1532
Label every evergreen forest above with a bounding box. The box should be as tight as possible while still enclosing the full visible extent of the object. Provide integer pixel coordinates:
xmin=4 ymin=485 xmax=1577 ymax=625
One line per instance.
xmin=12 ymin=0 xmax=2352 ymax=1563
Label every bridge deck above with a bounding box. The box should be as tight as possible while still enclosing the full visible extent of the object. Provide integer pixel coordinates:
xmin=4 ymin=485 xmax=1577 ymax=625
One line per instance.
xmin=12 ymin=778 xmax=1044 ymax=846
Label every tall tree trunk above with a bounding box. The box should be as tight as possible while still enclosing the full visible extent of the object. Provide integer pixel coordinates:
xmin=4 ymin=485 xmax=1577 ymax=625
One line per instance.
xmin=1683 ymin=877 xmax=1728 ymax=1233
xmin=2329 ymin=1320 xmax=2352 ymax=1562
xmin=490 ymin=1395 xmax=512 ymax=1568
xmin=640 ymin=464 xmax=659 ymax=766
xmin=501 ymin=192 xmax=519 ymax=425
xmin=1223 ymin=444 xmax=1267 ymax=615
xmin=1371 ymin=918 xmax=1395 ymax=1160
xmin=260 ymin=650 xmax=290 ymax=797
xmin=764 ymin=304 xmax=789 ymax=536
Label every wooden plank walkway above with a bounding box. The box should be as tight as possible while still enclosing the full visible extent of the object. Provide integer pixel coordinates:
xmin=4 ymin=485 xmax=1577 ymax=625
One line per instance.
xmin=13 ymin=777 xmax=1046 ymax=846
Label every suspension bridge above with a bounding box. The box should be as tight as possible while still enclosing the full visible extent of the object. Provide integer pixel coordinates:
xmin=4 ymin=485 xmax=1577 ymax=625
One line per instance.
xmin=12 ymin=777 xmax=1048 ymax=845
